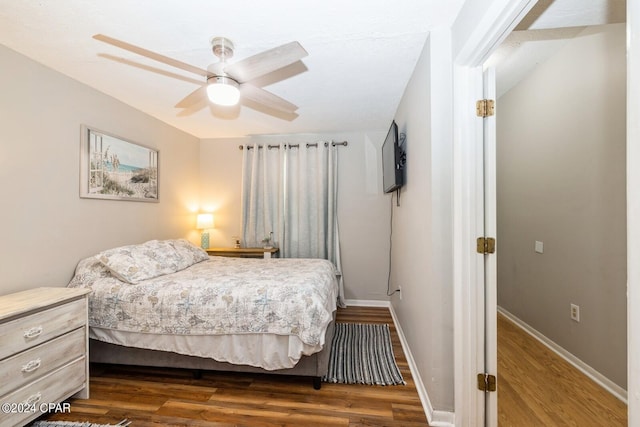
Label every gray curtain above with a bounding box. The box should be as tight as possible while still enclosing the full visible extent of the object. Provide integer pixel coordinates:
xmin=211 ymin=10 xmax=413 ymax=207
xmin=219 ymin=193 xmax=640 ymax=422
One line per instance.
xmin=241 ymin=141 xmax=345 ymax=307
xmin=241 ymin=143 xmax=284 ymax=248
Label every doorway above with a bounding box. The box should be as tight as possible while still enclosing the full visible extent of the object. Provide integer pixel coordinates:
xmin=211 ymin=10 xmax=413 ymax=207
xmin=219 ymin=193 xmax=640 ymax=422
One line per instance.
xmin=489 ymin=4 xmax=628 ymax=425
xmin=452 ymin=1 xmax=639 ymax=425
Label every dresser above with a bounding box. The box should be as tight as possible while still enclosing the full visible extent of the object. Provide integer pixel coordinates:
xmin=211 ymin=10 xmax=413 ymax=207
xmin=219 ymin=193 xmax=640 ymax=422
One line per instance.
xmin=206 ymin=247 xmax=279 ymax=259
xmin=0 ymin=287 xmax=90 ymax=427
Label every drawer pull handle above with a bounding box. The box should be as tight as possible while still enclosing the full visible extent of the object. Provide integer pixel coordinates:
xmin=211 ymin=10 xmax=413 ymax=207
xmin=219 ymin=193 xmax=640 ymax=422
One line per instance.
xmin=23 ymin=326 xmax=43 ymax=339
xmin=23 ymin=392 xmax=42 ymax=406
xmin=21 ymin=358 xmax=42 ymax=373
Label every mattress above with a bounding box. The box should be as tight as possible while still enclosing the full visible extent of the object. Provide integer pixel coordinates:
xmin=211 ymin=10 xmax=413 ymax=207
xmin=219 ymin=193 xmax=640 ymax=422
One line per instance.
xmin=68 ymin=241 xmax=339 ymax=370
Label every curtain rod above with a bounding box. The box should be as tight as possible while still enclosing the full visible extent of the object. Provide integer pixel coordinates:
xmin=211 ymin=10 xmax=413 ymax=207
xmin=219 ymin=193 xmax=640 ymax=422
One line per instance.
xmin=238 ymin=141 xmax=348 ymax=150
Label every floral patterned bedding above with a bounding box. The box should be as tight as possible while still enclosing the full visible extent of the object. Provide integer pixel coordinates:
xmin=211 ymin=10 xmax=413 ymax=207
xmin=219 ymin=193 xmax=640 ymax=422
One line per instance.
xmin=67 ymin=240 xmax=339 ymax=347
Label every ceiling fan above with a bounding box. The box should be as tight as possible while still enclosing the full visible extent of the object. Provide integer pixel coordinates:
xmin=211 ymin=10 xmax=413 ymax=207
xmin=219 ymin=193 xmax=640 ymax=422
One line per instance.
xmin=93 ymin=34 xmax=308 ymax=118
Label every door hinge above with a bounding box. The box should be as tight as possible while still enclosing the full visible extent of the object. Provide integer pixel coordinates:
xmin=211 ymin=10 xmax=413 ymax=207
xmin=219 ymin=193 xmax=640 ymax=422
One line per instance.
xmin=476 ymin=99 xmax=495 ymax=117
xmin=477 ymin=237 xmax=496 ymax=254
xmin=477 ymin=373 xmax=497 ymax=392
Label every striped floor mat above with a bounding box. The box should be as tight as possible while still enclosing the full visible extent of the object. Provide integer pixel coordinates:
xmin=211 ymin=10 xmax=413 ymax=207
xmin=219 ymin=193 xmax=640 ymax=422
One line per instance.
xmin=323 ymin=322 xmax=405 ymax=386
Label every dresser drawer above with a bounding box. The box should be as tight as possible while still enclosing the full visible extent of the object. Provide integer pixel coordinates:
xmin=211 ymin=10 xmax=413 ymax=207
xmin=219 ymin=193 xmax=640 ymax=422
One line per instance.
xmin=0 ymin=356 xmax=86 ymax=427
xmin=0 ymin=327 xmax=85 ymax=397
xmin=0 ymin=298 xmax=86 ymax=360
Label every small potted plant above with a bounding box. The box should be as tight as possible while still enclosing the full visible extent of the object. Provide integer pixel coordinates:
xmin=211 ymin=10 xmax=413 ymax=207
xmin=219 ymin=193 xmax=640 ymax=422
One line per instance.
xmin=261 ymin=232 xmax=273 ymax=249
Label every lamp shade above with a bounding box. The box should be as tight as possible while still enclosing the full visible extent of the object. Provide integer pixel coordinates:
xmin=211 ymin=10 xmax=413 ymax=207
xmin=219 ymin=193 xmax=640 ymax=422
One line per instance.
xmin=196 ymin=213 xmax=214 ymax=229
xmin=206 ymin=76 xmax=240 ymax=106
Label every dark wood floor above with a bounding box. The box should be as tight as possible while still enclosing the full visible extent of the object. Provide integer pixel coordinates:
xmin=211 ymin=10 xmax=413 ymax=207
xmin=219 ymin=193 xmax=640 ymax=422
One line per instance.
xmin=35 ymin=306 xmax=428 ymax=427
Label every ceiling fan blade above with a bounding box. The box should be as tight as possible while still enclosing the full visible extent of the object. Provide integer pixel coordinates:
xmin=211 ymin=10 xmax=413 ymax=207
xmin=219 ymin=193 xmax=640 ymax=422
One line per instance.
xmin=242 ymin=99 xmax=299 ymax=122
xmin=93 ymin=34 xmax=210 ymax=78
xmin=176 ymin=98 xmax=209 ymax=117
xmin=175 ymin=85 xmax=207 ymax=109
xmin=98 ymin=54 xmax=204 ymax=86
xmin=224 ymin=41 xmax=308 ymax=83
xmin=239 ymin=83 xmax=299 ymax=113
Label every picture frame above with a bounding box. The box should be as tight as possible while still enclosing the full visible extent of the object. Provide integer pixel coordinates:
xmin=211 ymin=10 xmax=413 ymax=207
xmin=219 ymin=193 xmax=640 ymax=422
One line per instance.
xmin=80 ymin=125 xmax=159 ymax=202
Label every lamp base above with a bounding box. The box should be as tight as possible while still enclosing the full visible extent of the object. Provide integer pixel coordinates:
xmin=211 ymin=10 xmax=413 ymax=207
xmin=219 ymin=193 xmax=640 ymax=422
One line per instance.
xmin=201 ymin=232 xmax=210 ymax=249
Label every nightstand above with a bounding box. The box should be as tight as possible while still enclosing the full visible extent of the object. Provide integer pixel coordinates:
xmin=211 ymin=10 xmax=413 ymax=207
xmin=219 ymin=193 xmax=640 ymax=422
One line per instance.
xmin=206 ymin=247 xmax=279 ymax=259
xmin=0 ymin=287 xmax=90 ymax=427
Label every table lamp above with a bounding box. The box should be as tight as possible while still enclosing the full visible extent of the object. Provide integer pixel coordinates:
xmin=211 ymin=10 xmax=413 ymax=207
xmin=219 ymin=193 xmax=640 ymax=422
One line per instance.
xmin=196 ymin=213 xmax=214 ymax=249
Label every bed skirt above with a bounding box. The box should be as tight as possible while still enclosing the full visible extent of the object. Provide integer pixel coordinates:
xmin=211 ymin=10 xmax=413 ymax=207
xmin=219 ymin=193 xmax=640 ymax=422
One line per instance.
xmin=89 ymin=318 xmax=336 ymax=389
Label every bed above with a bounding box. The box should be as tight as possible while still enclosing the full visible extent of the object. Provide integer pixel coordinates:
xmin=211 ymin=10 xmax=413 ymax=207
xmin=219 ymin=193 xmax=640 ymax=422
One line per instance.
xmin=67 ymin=239 xmax=339 ymax=388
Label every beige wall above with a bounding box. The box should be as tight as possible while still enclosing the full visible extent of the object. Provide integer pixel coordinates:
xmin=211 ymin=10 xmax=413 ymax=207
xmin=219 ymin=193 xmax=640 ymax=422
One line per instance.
xmin=199 ymin=138 xmax=247 ymax=247
xmin=0 ymin=45 xmax=201 ymax=295
xmin=497 ymin=24 xmax=627 ymax=387
xmin=391 ymin=30 xmax=455 ymax=411
xmin=199 ymin=131 xmax=391 ymax=301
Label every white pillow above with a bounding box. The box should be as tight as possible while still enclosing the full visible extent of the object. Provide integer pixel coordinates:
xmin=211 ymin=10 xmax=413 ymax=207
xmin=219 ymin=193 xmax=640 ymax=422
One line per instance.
xmin=68 ymin=256 xmax=113 ymax=287
xmin=168 ymin=239 xmax=210 ymax=269
xmin=96 ymin=239 xmax=208 ymax=284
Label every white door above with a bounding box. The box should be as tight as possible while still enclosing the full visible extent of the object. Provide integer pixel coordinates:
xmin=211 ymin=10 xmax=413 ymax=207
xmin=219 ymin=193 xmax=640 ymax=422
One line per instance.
xmin=482 ymin=67 xmax=498 ymax=427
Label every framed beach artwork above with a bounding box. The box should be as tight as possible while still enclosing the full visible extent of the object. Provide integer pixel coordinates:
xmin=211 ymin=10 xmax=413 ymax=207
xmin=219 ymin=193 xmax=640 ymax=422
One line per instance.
xmin=80 ymin=125 xmax=159 ymax=202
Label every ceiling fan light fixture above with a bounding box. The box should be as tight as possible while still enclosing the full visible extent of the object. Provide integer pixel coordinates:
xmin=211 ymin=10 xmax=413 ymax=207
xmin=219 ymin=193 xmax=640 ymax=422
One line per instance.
xmin=206 ymin=76 xmax=240 ymax=106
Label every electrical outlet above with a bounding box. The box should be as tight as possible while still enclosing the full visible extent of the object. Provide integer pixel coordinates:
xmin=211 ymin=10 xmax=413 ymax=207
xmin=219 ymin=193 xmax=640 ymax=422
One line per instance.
xmin=570 ymin=304 xmax=580 ymax=322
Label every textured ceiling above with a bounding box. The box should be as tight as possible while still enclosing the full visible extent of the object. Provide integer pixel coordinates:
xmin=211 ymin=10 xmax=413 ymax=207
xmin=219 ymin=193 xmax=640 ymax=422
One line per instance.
xmin=0 ymin=0 xmax=466 ymax=138
xmin=1 ymin=1 xmax=625 ymax=138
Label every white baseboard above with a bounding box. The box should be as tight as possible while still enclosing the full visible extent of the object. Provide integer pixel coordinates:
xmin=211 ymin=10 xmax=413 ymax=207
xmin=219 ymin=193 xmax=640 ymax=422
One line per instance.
xmin=430 ymin=411 xmax=456 ymax=427
xmin=344 ymin=298 xmax=390 ymax=308
xmin=388 ymin=304 xmax=455 ymax=427
xmin=498 ymin=306 xmax=628 ymax=404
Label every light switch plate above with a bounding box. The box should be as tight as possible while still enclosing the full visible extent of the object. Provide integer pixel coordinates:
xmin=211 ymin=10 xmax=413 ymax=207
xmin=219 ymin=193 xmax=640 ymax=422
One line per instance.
xmin=535 ymin=241 xmax=544 ymax=253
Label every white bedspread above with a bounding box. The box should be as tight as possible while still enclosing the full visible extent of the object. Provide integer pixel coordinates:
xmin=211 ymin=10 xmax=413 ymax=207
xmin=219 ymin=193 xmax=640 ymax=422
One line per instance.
xmin=68 ymin=254 xmax=338 ymax=369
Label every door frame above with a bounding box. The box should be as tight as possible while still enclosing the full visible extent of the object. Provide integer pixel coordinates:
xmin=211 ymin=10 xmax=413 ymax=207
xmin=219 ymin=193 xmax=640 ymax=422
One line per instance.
xmin=482 ymin=66 xmax=498 ymax=426
xmin=451 ymin=1 xmax=539 ymax=425
xmin=453 ymin=0 xmax=639 ymax=425
xmin=627 ymin=1 xmax=640 ymax=426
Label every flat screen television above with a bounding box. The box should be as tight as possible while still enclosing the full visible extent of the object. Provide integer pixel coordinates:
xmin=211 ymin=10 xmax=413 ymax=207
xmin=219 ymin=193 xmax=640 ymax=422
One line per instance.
xmin=382 ymin=120 xmax=404 ymax=193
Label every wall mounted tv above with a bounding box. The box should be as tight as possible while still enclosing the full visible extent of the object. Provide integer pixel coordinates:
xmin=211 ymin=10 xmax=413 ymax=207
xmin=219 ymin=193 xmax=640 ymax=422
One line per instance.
xmin=382 ymin=120 xmax=404 ymax=193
